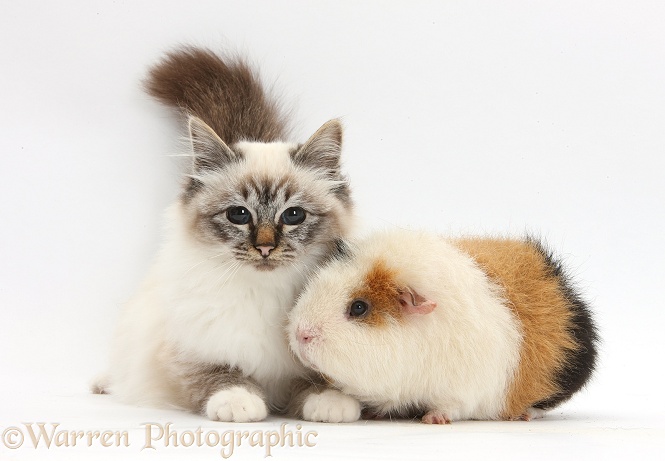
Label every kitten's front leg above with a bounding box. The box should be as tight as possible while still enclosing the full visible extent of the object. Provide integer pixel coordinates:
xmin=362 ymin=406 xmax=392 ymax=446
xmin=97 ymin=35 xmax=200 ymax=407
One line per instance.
xmin=288 ymin=376 xmax=361 ymax=423
xmin=175 ymin=361 xmax=268 ymax=422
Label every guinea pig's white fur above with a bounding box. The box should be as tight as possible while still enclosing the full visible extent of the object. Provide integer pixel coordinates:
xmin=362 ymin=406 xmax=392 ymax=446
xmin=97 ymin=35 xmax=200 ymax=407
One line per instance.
xmin=288 ymin=229 xmax=523 ymax=422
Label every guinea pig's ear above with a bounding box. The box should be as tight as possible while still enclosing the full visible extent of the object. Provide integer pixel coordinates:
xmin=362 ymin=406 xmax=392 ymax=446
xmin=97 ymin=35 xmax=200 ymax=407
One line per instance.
xmin=398 ymin=287 xmax=437 ymax=315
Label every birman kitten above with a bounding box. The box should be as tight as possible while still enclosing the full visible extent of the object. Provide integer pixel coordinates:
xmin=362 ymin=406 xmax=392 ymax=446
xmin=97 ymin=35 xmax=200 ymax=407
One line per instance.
xmin=94 ymin=47 xmax=354 ymax=422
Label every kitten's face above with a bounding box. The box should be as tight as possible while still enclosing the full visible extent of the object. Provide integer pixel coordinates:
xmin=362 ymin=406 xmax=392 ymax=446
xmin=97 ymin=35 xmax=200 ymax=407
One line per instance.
xmin=182 ymin=117 xmax=352 ymax=272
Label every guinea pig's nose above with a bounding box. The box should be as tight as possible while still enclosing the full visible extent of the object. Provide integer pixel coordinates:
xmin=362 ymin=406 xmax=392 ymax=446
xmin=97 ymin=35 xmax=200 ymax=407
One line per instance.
xmin=296 ymin=326 xmax=320 ymax=345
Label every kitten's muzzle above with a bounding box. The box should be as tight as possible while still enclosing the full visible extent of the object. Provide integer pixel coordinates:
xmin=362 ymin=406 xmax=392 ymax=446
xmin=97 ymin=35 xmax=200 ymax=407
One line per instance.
xmin=253 ymin=224 xmax=277 ymax=258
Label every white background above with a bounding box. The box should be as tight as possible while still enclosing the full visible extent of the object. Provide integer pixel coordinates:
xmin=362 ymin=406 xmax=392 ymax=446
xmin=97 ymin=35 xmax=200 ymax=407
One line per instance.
xmin=1 ymin=1 xmax=664 ymax=460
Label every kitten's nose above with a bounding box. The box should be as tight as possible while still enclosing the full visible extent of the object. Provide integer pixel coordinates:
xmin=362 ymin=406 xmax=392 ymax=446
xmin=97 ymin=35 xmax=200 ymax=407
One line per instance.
xmin=255 ymin=245 xmax=275 ymax=258
xmin=296 ymin=326 xmax=320 ymax=344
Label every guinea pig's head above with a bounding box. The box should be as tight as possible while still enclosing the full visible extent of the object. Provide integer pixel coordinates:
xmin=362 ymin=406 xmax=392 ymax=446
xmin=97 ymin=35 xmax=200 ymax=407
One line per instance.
xmin=287 ymin=252 xmax=437 ymax=394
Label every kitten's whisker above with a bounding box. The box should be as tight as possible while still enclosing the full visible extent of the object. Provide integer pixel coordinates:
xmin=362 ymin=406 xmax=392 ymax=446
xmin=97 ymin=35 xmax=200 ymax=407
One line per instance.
xmin=182 ymin=252 xmax=229 ymax=277
xmin=221 ymin=263 xmax=243 ymax=291
xmin=209 ymin=261 xmax=241 ymax=292
xmin=195 ymin=257 xmax=238 ymax=281
xmin=287 ymin=261 xmax=307 ymax=281
xmin=215 ymin=262 xmax=243 ymax=296
xmin=215 ymin=266 xmax=238 ymax=297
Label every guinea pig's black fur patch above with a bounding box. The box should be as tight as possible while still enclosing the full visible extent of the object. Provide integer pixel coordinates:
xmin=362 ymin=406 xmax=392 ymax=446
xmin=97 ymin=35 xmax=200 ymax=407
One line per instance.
xmin=526 ymin=236 xmax=599 ymax=409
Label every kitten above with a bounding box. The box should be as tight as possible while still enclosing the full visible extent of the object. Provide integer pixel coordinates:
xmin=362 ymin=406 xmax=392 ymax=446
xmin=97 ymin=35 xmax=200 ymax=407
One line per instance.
xmin=94 ymin=47 xmax=355 ymax=422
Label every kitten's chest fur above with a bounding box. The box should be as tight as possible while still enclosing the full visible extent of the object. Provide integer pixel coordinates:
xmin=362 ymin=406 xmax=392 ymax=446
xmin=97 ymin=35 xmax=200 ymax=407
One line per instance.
xmin=156 ymin=225 xmax=311 ymax=393
xmin=164 ymin=262 xmax=302 ymax=372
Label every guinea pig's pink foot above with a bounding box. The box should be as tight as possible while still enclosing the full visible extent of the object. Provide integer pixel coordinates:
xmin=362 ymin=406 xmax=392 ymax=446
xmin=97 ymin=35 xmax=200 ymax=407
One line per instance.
xmin=518 ymin=407 xmax=546 ymax=421
xmin=422 ymin=410 xmax=452 ymax=425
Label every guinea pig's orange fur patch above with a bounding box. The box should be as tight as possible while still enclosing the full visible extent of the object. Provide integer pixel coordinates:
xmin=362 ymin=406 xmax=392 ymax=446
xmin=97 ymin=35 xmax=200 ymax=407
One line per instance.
xmin=350 ymin=260 xmax=402 ymax=326
xmin=455 ymin=238 xmax=579 ymax=420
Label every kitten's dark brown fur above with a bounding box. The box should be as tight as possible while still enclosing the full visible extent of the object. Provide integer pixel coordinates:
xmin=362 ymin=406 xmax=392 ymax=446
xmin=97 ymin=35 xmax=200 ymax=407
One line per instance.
xmin=145 ymin=47 xmax=290 ymax=143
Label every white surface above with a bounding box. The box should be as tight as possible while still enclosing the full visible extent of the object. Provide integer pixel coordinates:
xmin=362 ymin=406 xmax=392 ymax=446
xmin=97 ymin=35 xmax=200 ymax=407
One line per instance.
xmin=1 ymin=1 xmax=664 ymax=459
xmin=1 ymin=391 xmax=663 ymax=460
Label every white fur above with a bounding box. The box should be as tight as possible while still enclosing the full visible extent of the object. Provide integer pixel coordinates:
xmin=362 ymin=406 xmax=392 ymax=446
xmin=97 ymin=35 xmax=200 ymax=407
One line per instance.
xmin=235 ymin=141 xmax=294 ymax=174
xmin=108 ymin=201 xmax=310 ymax=410
xmin=302 ymin=389 xmax=361 ymax=423
xmin=288 ymin=229 xmax=524 ymax=422
xmin=206 ymin=386 xmax=268 ymax=422
xmin=523 ymin=407 xmax=546 ymax=421
xmin=105 ymin=140 xmax=350 ymax=416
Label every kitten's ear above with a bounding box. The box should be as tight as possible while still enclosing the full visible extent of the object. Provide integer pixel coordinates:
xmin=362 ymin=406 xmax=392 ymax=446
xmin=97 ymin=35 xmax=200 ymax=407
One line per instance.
xmin=291 ymin=119 xmax=343 ymax=175
xmin=188 ymin=115 xmax=239 ymax=172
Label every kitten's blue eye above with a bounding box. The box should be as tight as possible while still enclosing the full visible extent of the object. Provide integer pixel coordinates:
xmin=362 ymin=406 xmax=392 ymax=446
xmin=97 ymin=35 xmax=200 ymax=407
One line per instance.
xmin=227 ymin=206 xmax=251 ymax=225
xmin=281 ymin=207 xmax=306 ymax=225
xmin=349 ymin=299 xmax=370 ymax=318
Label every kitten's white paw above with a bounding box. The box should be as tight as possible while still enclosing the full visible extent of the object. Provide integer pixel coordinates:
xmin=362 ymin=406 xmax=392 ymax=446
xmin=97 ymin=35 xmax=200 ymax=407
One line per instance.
xmin=206 ymin=386 xmax=268 ymax=422
xmin=302 ymin=389 xmax=361 ymax=423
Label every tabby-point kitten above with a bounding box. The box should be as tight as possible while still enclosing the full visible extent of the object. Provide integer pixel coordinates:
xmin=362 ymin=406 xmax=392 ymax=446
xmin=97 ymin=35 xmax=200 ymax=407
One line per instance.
xmin=94 ymin=48 xmax=355 ymax=422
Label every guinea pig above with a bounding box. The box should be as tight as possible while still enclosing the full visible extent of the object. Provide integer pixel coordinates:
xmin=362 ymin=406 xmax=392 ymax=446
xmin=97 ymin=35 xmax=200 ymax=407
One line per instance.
xmin=287 ymin=229 xmax=598 ymax=423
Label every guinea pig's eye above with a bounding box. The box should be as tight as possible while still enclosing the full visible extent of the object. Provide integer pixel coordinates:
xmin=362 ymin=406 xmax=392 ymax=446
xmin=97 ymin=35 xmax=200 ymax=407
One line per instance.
xmin=281 ymin=207 xmax=306 ymax=225
xmin=227 ymin=206 xmax=251 ymax=225
xmin=349 ymin=299 xmax=370 ymax=318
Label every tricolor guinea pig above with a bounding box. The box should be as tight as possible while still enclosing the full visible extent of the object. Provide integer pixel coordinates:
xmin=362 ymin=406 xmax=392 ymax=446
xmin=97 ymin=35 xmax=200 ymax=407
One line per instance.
xmin=287 ymin=229 xmax=598 ymax=423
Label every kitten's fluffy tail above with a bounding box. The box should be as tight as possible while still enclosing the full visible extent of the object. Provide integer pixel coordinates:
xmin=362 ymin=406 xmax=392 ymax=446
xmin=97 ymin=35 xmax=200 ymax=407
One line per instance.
xmin=145 ymin=46 xmax=291 ymax=143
